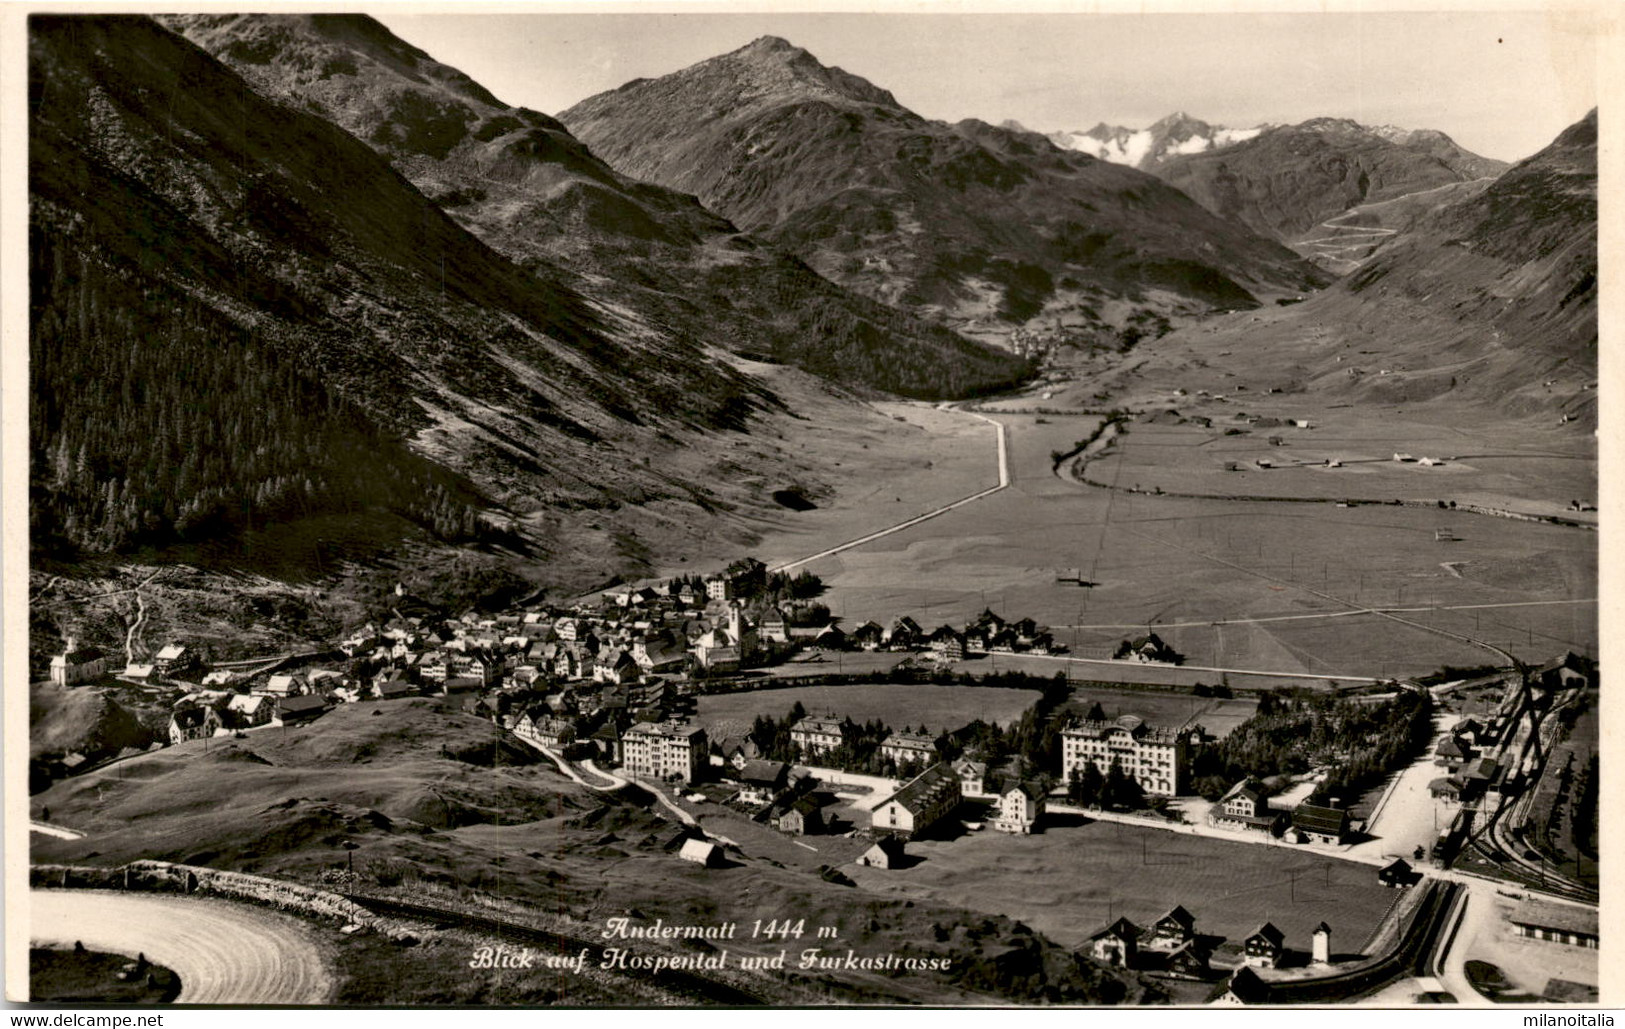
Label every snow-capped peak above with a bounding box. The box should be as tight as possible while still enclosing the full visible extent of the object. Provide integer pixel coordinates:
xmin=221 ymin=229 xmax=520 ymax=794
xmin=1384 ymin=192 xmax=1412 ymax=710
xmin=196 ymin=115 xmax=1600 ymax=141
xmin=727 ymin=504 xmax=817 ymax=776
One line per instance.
xmin=1045 ymin=112 xmax=1268 ymax=169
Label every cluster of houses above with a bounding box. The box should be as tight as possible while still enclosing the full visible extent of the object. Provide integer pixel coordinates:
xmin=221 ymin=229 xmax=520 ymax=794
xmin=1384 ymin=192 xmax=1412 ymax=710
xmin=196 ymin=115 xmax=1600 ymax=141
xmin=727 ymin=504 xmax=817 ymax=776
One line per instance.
xmin=47 ymin=559 xmax=1077 ymax=779
xmin=1086 ymin=905 xmax=1332 ymax=980
xmin=1430 ymin=716 xmax=1508 ymax=808
xmin=835 ymin=608 xmax=1066 ymax=662
xmin=1205 ymin=777 xmax=1355 ymax=848
xmin=784 ymin=715 xmax=1050 ymax=836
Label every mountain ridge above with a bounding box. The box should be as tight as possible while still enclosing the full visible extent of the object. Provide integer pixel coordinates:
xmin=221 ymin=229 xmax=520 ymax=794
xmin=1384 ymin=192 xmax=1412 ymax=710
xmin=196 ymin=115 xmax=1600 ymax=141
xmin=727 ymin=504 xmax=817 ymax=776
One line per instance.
xmin=26 ymin=14 xmax=799 ymax=577
xmin=167 ymin=14 xmax=1032 ymax=401
xmin=561 ymin=39 xmax=1329 ymax=338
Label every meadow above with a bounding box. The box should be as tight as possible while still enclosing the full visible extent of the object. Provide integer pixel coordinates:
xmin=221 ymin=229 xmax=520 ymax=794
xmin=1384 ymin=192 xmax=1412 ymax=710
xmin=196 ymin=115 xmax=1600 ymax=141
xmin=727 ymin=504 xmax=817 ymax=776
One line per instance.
xmin=694 ymin=683 xmax=1041 ymax=739
xmin=848 ymin=815 xmax=1403 ymax=958
xmin=787 ymin=410 xmax=1594 ymax=682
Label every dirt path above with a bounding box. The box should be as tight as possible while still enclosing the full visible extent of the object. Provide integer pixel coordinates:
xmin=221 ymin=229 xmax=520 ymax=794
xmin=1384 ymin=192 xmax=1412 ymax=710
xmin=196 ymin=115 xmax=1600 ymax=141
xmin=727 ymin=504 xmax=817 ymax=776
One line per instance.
xmin=29 ymin=889 xmax=335 ymax=1004
xmin=124 ymin=591 xmax=147 ymax=665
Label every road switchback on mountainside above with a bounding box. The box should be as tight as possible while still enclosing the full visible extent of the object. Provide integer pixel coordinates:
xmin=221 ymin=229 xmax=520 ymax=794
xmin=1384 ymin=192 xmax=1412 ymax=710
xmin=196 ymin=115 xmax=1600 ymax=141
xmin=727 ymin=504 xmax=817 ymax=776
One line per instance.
xmin=29 ymin=889 xmax=335 ymax=1004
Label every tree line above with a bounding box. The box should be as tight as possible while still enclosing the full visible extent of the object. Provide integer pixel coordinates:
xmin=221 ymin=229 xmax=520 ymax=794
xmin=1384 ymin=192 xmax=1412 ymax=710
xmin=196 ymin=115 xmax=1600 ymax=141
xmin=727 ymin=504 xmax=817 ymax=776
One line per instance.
xmin=1187 ymin=689 xmax=1434 ymax=802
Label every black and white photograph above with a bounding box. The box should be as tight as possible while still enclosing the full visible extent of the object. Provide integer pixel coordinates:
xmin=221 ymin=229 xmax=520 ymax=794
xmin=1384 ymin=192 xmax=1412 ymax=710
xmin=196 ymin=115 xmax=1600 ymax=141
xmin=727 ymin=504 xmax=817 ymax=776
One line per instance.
xmin=4 ymin=0 xmax=1610 ymax=1011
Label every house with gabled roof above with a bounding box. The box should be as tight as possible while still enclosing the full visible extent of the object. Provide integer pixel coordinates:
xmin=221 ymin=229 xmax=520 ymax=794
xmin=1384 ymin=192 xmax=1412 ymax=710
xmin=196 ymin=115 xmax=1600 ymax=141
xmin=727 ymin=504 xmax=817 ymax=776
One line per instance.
xmin=1243 ymin=922 xmax=1285 ymax=968
xmin=276 ymin=694 xmax=329 ymax=726
xmin=1151 ymin=905 xmax=1196 ymax=945
xmin=593 ymin=648 xmax=641 ymax=685
xmin=678 ymin=838 xmax=723 ymax=867
xmin=735 ymin=759 xmax=789 ymax=806
xmin=226 ymin=693 xmax=273 ymax=728
xmin=1209 ymin=778 xmax=1283 ymax=835
xmin=375 ymin=679 xmax=417 ymax=701
xmin=1162 ymin=940 xmax=1212 ymax=979
xmin=790 ymin=716 xmax=846 ymax=758
xmin=927 ymin=625 xmax=965 ymax=662
xmin=1215 ymin=966 xmax=1270 ymax=1006
xmin=879 ymin=731 xmax=941 ymax=770
xmin=885 ymin=616 xmax=922 ymax=651
xmin=1291 ymin=803 xmax=1350 ymax=846
xmin=257 ymin=673 xmax=308 ymax=699
xmin=758 ymin=607 xmax=790 ymax=644
xmin=953 ymin=758 xmax=989 ymax=797
xmin=869 ymin=762 xmax=961 ymax=839
xmin=590 ymin=719 xmax=627 ymax=764
xmin=1508 ymin=898 xmax=1598 ymax=949
xmin=50 ymin=640 xmax=107 ymax=686
xmin=811 ymin=624 xmax=847 ymax=652
xmin=856 ymin=834 xmax=907 ymax=869
xmin=772 ymin=794 xmax=823 ymax=836
xmin=1117 ymin=632 xmax=1181 ymax=664
xmin=1084 ymin=917 xmax=1140 ymax=968
xmin=971 ymin=608 xmax=1006 ymax=634
xmin=631 ymin=635 xmax=687 ymax=675
xmin=1378 ymin=857 xmax=1417 ymax=888
xmin=1435 ymin=735 xmax=1472 ymax=768
xmin=168 ymin=703 xmax=220 ymax=745
xmin=154 ymin=643 xmax=196 ymax=676
xmin=848 ymin=620 xmax=885 ymax=651
xmin=992 ymin=779 xmax=1046 ymax=834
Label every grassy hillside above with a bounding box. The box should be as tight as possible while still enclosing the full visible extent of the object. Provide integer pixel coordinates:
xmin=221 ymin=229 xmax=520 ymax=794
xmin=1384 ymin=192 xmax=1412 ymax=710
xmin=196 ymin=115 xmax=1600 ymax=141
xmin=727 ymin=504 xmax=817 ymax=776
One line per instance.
xmin=30 ymin=682 xmax=156 ymax=762
xmin=31 ymin=698 xmax=1160 ymax=1005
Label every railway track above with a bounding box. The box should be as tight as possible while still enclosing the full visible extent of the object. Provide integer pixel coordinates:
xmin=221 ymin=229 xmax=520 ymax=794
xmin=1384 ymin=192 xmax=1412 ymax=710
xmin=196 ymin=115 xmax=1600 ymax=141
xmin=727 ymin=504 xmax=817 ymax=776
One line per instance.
xmin=1254 ymin=880 xmax=1462 ymax=1004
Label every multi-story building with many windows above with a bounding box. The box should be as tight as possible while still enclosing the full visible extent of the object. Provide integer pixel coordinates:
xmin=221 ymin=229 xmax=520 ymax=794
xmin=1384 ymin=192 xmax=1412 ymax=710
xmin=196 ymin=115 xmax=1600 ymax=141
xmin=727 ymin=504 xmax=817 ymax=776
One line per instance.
xmin=790 ymin=716 xmax=846 ymax=758
xmin=621 ymin=720 xmax=708 ymax=783
xmin=1060 ymin=714 xmax=1197 ymax=797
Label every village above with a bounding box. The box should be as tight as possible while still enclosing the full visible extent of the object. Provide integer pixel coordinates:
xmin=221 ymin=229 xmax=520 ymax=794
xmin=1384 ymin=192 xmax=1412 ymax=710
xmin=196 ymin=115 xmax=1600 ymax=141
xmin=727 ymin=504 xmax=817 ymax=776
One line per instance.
xmin=36 ymin=548 xmax=1600 ymax=1003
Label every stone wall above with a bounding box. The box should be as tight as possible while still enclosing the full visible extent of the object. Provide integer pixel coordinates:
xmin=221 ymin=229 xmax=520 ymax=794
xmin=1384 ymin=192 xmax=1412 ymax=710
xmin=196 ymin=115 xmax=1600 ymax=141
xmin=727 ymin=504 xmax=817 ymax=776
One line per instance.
xmin=31 ymin=861 xmax=415 ymax=941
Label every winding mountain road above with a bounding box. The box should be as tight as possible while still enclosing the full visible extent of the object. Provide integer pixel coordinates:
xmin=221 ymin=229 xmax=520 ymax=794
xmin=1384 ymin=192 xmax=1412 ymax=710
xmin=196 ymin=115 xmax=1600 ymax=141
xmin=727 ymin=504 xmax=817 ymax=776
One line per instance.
xmin=29 ymin=890 xmax=335 ymax=1004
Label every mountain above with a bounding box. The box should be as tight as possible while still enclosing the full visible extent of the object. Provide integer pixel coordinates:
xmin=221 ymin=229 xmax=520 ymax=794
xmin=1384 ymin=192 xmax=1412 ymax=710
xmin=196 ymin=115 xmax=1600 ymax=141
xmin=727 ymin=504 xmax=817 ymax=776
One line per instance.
xmin=28 ymin=14 xmax=796 ymax=574
xmin=1334 ymin=107 xmax=1597 ymax=395
xmin=1151 ymin=110 xmax=1596 ymax=419
xmin=1154 ymin=117 xmax=1510 ymax=258
xmin=165 ymin=14 xmax=1030 ymax=402
xmin=1048 ymin=113 xmax=1267 ymax=170
xmin=561 ymin=38 xmax=1327 ymax=338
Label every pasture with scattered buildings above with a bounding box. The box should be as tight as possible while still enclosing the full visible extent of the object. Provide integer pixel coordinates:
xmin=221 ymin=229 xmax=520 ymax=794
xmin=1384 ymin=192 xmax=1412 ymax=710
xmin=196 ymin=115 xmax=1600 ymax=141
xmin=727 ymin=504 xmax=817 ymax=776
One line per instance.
xmin=848 ymin=815 xmax=1402 ymax=961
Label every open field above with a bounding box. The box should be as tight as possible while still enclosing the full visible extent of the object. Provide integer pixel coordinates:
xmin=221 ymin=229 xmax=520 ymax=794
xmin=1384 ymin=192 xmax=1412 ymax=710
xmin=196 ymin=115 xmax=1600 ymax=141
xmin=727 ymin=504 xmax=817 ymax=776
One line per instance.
xmin=847 ymin=815 xmax=1403 ymax=959
xmin=1078 ymin=414 xmax=1595 ymax=521
xmin=674 ymin=399 xmax=1003 ymax=576
xmin=1057 ymin=688 xmax=1258 ymax=738
xmin=695 ymin=683 xmax=1041 ymax=738
xmin=786 ymin=409 xmax=1592 ymax=681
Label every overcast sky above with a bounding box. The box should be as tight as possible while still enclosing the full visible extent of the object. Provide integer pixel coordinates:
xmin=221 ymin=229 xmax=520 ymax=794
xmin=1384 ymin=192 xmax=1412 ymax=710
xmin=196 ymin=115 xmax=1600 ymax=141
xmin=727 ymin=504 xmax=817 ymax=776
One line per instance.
xmin=374 ymin=8 xmax=1597 ymax=163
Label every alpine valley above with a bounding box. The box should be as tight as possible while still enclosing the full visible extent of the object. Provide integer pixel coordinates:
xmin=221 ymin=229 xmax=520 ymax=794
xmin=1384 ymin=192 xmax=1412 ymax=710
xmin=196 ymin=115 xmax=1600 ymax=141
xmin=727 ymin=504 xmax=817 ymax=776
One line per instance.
xmin=25 ymin=13 xmax=1599 ymax=1012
